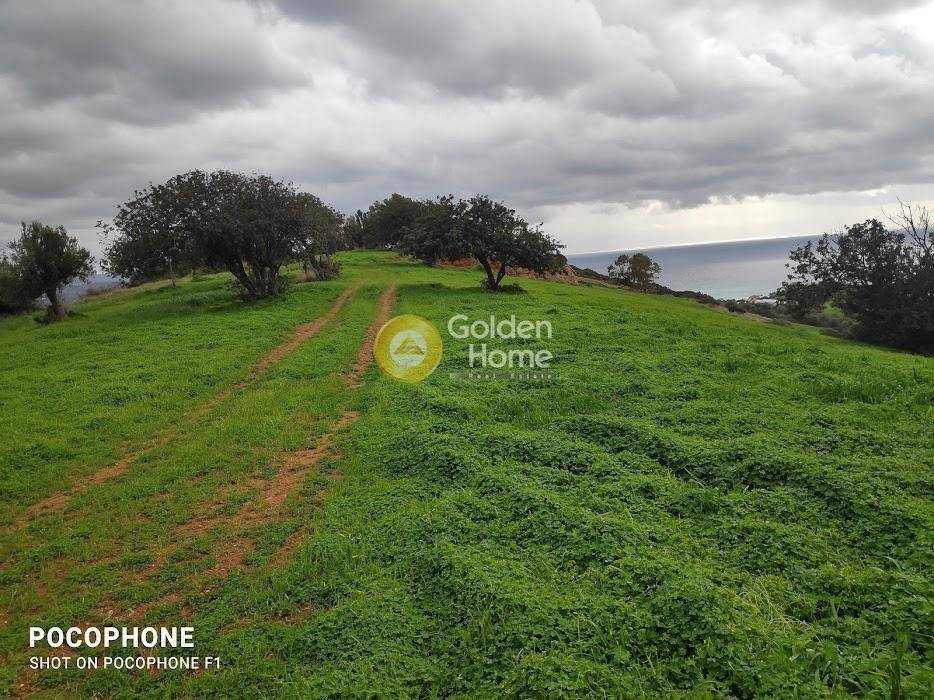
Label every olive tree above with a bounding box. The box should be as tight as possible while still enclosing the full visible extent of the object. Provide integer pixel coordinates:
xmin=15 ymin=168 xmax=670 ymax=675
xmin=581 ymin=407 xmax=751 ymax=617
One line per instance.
xmin=8 ymin=222 xmax=94 ymax=320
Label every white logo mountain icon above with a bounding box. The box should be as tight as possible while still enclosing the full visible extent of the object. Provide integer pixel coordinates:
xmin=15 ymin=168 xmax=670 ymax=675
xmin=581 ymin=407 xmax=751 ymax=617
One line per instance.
xmin=389 ymin=330 xmax=428 ymax=367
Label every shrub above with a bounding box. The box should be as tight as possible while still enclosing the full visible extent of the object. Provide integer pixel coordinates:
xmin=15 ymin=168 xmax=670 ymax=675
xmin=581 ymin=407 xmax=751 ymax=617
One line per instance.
xmin=0 ymin=255 xmax=31 ymax=315
xmin=778 ymin=215 xmax=934 ymax=353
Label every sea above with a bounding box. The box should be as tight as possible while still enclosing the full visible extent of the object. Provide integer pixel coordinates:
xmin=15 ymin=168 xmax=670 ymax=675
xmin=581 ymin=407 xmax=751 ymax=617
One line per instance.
xmin=54 ymin=274 xmax=123 ymax=305
xmin=566 ymin=235 xmax=818 ymax=300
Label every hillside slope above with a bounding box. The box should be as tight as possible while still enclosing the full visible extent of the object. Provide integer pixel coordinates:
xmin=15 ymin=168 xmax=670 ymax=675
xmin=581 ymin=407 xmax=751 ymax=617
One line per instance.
xmin=0 ymin=252 xmax=931 ymax=697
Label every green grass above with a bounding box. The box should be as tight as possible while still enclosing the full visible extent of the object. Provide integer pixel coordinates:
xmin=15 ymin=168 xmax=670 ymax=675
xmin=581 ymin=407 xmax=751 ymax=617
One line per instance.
xmin=0 ymin=251 xmax=931 ymax=697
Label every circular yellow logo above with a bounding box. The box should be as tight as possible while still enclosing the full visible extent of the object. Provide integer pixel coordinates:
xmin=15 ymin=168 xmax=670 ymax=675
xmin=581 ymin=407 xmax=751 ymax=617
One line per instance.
xmin=374 ymin=314 xmax=442 ymax=382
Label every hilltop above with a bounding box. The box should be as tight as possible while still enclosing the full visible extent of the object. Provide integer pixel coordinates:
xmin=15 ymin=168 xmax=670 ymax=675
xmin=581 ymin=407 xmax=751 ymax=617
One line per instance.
xmin=0 ymin=252 xmax=931 ymax=696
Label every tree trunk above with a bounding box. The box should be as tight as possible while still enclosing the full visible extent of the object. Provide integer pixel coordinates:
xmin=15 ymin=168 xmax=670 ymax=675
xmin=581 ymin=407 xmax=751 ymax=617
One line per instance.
xmin=168 ymin=258 xmax=177 ymax=288
xmin=46 ymin=288 xmax=67 ymax=321
xmin=495 ymin=262 xmax=508 ymax=287
xmin=229 ymin=262 xmax=258 ymax=300
xmin=478 ymin=256 xmax=498 ymax=289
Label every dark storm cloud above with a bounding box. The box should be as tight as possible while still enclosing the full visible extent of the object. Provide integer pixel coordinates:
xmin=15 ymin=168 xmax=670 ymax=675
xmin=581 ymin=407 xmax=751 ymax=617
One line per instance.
xmin=0 ymin=0 xmax=305 ymax=122
xmin=1 ymin=0 xmax=933 ymax=254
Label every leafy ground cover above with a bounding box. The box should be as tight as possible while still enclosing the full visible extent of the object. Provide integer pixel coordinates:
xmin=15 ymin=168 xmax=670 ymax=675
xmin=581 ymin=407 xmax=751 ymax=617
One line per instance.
xmin=0 ymin=252 xmax=931 ymax=697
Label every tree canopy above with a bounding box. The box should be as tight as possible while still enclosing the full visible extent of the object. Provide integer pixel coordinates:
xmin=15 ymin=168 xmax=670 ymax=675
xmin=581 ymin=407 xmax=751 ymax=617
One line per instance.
xmin=8 ymin=222 xmax=94 ymax=320
xmin=294 ymin=193 xmax=345 ymax=280
xmin=0 ymin=254 xmax=29 ymax=315
xmin=102 ymin=170 xmax=344 ymax=300
xmin=344 ymin=194 xmax=424 ymax=249
xmin=99 ymin=179 xmax=196 ymax=286
xmin=401 ymin=194 xmax=565 ymax=290
xmin=607 ymin=253 xmax=661 ymax=292
xmin=778 ymin=211 xmax=933 ymax=353
xmin=399 ymin=195 xmax=467 ymax=266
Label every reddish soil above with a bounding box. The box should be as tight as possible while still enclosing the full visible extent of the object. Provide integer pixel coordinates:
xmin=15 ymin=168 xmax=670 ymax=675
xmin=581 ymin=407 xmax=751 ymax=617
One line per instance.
xmin=119 ymin=410 xmax=360 ymax=620
xmin=346 ymin=285 xmax=396 ymax=388
xmin=14 ymin=288 xmax=357 ymax=528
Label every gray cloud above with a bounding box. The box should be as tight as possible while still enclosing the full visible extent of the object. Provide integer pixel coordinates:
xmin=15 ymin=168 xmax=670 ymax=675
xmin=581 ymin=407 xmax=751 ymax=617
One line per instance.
xmin=0 ymin=0 xmax=305 ymax=122
xmin=1 ymin=0 xmax=933 ymax=255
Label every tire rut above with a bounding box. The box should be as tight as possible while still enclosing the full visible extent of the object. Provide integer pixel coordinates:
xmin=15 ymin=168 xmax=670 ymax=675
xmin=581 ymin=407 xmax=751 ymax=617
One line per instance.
xmin=11 ymin=287 xmax=357 ymax=529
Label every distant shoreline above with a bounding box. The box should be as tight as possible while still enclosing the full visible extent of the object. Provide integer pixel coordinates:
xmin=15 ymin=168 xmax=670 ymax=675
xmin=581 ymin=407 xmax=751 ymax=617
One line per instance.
xmin=566 ymin=233 xmax=815 ymax=257
xmin=566 ymin=234 xmax=818 ymax=299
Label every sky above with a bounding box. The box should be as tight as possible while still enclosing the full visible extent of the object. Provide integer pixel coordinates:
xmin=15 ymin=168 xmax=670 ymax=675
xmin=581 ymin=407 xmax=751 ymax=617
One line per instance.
xmin=1 ymin=0 xmax=933 ymax=257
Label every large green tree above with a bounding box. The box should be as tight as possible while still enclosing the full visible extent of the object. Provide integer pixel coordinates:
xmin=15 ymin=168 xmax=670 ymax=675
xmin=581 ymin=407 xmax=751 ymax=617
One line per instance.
xmin=99 ymin=179 xmax=196 ymax=287
xmin=346 ymin=194 xmax=424 ymax=249
xmin=342 ymin=209 xmax=370 ymax=249
xmin=402 ymin=194 xmax=565 ymax=290
xmin=8 ymin=222 xmax=94 ymax=320
xmin=178 ymin=170 xmax=307 ymax=300
xmin=399 ymin=195 xmax=467 ymax=266
xmin=104 ymin=171 xmax=338 ymax=300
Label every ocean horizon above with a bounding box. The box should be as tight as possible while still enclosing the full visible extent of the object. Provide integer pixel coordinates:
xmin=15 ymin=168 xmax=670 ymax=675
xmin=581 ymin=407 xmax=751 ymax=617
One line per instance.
xmin=566 ymin=234 xmax=818 ymax=300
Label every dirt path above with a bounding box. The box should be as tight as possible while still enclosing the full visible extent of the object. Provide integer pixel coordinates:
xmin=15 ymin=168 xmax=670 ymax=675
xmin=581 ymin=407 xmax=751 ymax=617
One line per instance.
xmin=13 ymin=287 xmax=358 ymax=529
xmin=118 ymin=410 xmax=359 ymax=621
xmin=117 ymin=285 xmax=397 ymax=620
xmin=346 ymin=285 xmax=396 ymax=388
xmin=8 ymin=285 xmax=395 ymax=694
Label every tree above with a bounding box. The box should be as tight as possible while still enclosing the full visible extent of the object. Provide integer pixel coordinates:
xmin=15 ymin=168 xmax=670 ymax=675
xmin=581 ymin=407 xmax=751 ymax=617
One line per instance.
xmin=104 ymin=170 xmax=326 ymax=301
xmin=99 ymin=179 xmax=197 ymax=287
xmin=342 ymin=209 xmax=370 ymax=249
xmin=461 ymin=195 xmax=565 ymax=290
xmin=346 ymin=194 xmax=424 ymax=249
xmin=399 ymin=195 xmax=468 ymax=266
xmin=178 ymin=170 xmax=308 ymax=300
xmin=886 ymin=199 xmax=933 ymax=260
xmin=607 ymin=252 xmax=661 ymax=292
xmin=8 ymin=222 xmax=94 ymax=320
xmin=401 ymin=194 xmax=565 ymax=289
xmin=294 ymin=193 xmax=344 ymax=280
xmin=367 ymin=194 xmax=424 ymax=248
xmin=778 ymin=218 xmax=934 ymax=353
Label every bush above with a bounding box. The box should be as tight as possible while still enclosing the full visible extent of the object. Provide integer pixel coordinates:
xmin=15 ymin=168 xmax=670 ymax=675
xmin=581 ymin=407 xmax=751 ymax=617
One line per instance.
xmin=778 ymin=215 xmax=934 ymax=353
xmin=0 ymin=256 xmax=31 ymax=315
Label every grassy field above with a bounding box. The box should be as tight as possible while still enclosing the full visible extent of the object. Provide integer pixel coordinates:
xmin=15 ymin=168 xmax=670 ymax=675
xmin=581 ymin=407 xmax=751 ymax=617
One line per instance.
xmin=0 ymin=251 xmax=931 ymax=697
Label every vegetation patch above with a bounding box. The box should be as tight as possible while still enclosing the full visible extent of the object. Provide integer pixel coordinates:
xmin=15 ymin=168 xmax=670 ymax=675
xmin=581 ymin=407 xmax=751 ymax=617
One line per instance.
xmin=0 ymin=252 xmax=930 ymax=696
